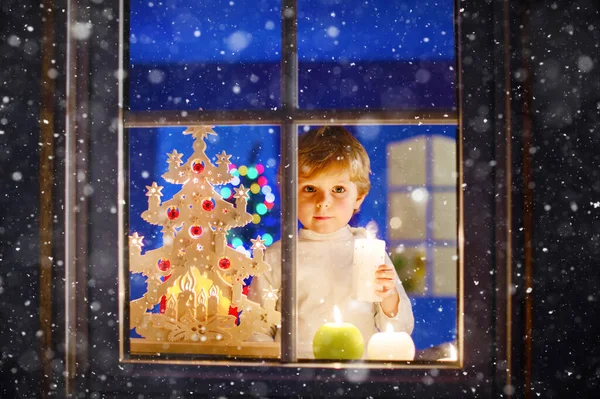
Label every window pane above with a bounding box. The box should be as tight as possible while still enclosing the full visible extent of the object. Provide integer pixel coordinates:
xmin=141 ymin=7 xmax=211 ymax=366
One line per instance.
xmin=432 ymin=247 xmax=457 ymax=295
xmin=432 ymin=135 xmax=457 ymax=185
xmin=287 ymin=124 xmax=457 ymax=361
xmin=387 ymin=137 xmax=426 ymax=186
xmin=297 ymin=0 xmax=455 ymax=109
xmin=432 ymin=192 xmax=456 ymax=240
xmin=128 ymin=125 xmax=281 ymax=359
xmin=390 ymin=245 xmax=426 ymax=295
xmin=129 ymin=0 xmax=281 ymax=111
xmin=388 ymin=192 xmax=427 ymax=240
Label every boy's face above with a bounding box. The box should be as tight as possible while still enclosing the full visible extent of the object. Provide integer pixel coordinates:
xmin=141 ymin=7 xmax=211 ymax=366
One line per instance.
xmin=298 ymin=169 xmax=365 ymax=234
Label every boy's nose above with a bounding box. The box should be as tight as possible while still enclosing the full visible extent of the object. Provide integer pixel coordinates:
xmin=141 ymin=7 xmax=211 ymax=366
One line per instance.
xmin=316 ymin=193 xmax=331 ymax=208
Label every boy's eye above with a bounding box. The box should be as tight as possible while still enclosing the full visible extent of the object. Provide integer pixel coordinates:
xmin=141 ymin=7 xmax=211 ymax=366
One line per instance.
xmin=332 ymin=186 xmax=345 ymax=193
xmin=303 ymin=186 xmax=316 ymax=193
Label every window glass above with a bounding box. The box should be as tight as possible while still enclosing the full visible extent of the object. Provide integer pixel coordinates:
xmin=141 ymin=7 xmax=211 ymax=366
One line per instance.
xmin=128 ymin=126 xmax=281 ymax=358
xmin=297 ymin=0 xmax=455 ymax=109
xmin=288 ymin=125 xmax=457 ymax=360
xmin=129 ymin=0 xmax=281 ymax=111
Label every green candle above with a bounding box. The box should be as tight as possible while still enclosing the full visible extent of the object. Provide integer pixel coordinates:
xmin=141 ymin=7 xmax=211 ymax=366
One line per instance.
xmin=313 ymin=306 xmax=365 ymax=360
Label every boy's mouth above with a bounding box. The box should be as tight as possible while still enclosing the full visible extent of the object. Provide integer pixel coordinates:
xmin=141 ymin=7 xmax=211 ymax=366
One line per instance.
xmin=313 ymin=216 xmax=332 ymax=220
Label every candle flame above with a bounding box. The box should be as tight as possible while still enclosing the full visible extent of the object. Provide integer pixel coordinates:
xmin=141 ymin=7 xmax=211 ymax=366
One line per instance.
xmin=385 ymin=323 xmax=394 ymax=333
xmin=365 ymin=221 xmax=379 ymax=239
xmin=179 ymin=271 xmax=195 ymax=292
xmin=167 ymin=295 xmax=176 ymax=309
xmin=198 ymin=288 xmax=207 ymax=305
xmin=333 ymin=305 xmax=342 ymax=324
xmin=209 ymin=284 xmax=218 ymax=297
xmin=448 ymin=344 xmax=457 ymax=360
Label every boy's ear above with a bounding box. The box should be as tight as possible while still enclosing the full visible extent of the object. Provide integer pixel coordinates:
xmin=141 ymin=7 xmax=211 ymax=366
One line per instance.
xmin=354 ymin=194 xmax=366 ymax=211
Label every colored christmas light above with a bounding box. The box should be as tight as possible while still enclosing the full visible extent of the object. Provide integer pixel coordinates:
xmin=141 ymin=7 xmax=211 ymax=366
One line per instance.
xmin=231 ymin=237 xmax=243 ymax=248
xmin=220 ymin=187 xmax=232 ymax=199
xmin=256 ymin=203 xmax=268 ymax=215
xmin=247 ymin=167 xmax=258 ymax=180
xmin=262 ymin=233 xmax=273 ymax=246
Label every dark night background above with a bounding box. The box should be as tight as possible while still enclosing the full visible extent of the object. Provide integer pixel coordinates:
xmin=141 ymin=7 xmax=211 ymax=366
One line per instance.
xmin=1 ymin=0 xmax=599 ymax=398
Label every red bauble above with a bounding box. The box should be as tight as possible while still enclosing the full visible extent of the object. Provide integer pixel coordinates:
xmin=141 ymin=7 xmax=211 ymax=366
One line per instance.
xmin=218 ymin=257 xmax=231 ymax=270
xmin=189 ymin=225 xmax=203 ymax=238
xmin=192 ymin=161 xmax=205 ymax=173
xmin=157 ymin=259 xmax=171 ymax=271
xmin=202 ymin=199 xmax=215 ymax=211
xmin=167 ymin=206 xmax=180 ymax=220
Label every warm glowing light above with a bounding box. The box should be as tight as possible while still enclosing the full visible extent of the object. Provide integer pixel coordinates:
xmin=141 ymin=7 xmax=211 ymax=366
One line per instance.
xmin=410 ymin=187 xmax=428 ymax=203
xmin=198 ymin=289 xmax=207 ymax=305
xmin=449 ymin=344 xmax=457 ymax=360
xmin=389 ymin=216 xmax=402 ymax=229
xmin=238 ymin=165 xmax=248 ymax=176
xmin=179 ymin=272 xmax=195 ymax=292
xmin=333 ymin=305 xmax=342 ymax=324
xmin=365 ymin=220 xmax=379 ymax=239
xmin=252 ymin=214 xmax=261 ymax=224
xmin=439 ymin=343 xmax=458 ymax=361
xmin=386 ymin=323 xmax=394 ymax=333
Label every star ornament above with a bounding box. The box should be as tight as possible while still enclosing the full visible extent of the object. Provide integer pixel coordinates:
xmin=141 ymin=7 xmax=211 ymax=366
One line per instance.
xmin=167 ymin=150 xmax=184 ymax=166
xmin=251 ymin=236 xmax=266 ymax=251
xmin=183 ymin=126 xmax=216 ymax=140
xmin=145 ymin=182 xmax=164 ymax=197
xmin=233 ymin=185 xmax=250 ymax=200
xmin=215 ymin=150 xmax=232 ymax=166
xmin=263 ymin=285 xmax=278 ymax=300
xmin=129 ymin=232 xmax=144 ymax=248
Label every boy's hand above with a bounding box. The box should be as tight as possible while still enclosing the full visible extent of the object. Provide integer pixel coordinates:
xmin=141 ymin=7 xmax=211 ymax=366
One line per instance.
xmin=374 ymin=264 xmax=398 ymax=299
xmin=374 ymin=264 xmax=400 ymax=318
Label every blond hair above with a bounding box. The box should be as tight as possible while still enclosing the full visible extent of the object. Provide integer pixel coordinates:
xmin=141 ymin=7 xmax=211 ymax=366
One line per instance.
xmin=296 ymin=126 xmax=371 ymax=198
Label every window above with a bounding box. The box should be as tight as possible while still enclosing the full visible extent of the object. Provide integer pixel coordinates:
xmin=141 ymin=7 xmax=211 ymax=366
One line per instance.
xmin=120 ymin=0 xmax=459 ymax=365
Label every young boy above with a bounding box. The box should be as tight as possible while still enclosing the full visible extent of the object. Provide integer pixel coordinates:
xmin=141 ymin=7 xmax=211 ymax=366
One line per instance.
xmin=250 ymin=126 xmax=414 ymax=359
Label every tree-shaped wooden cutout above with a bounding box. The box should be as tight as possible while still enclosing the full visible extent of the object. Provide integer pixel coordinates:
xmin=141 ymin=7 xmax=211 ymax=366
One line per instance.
xmin=129 ymin=126 xmax=280 ymax=357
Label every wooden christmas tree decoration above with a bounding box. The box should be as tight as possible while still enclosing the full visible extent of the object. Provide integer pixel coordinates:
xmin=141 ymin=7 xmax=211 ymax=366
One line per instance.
xmin=129 ymin=126 xmax=280 ymax=358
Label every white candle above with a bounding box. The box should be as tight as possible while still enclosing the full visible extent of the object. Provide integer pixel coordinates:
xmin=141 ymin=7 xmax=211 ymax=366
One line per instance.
xmin=366 ymin=324 xmax=416 ymax=361
xmin=352 ymin=233 xmax=386 ymax=302
xmin=207 ymin=285 xmax=219 ymax=318
xmin=176 ymin=273 xmax=195 ymax=320
xmin=196 ymin=289 xmax=207 ymax=321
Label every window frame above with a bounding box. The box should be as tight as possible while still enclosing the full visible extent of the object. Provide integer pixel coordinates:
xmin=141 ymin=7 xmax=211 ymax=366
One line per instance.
xmin=117 ymin=0 xmax=461 ymax=367
xmin=50 ymin=0 xmax=524 ymax=394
